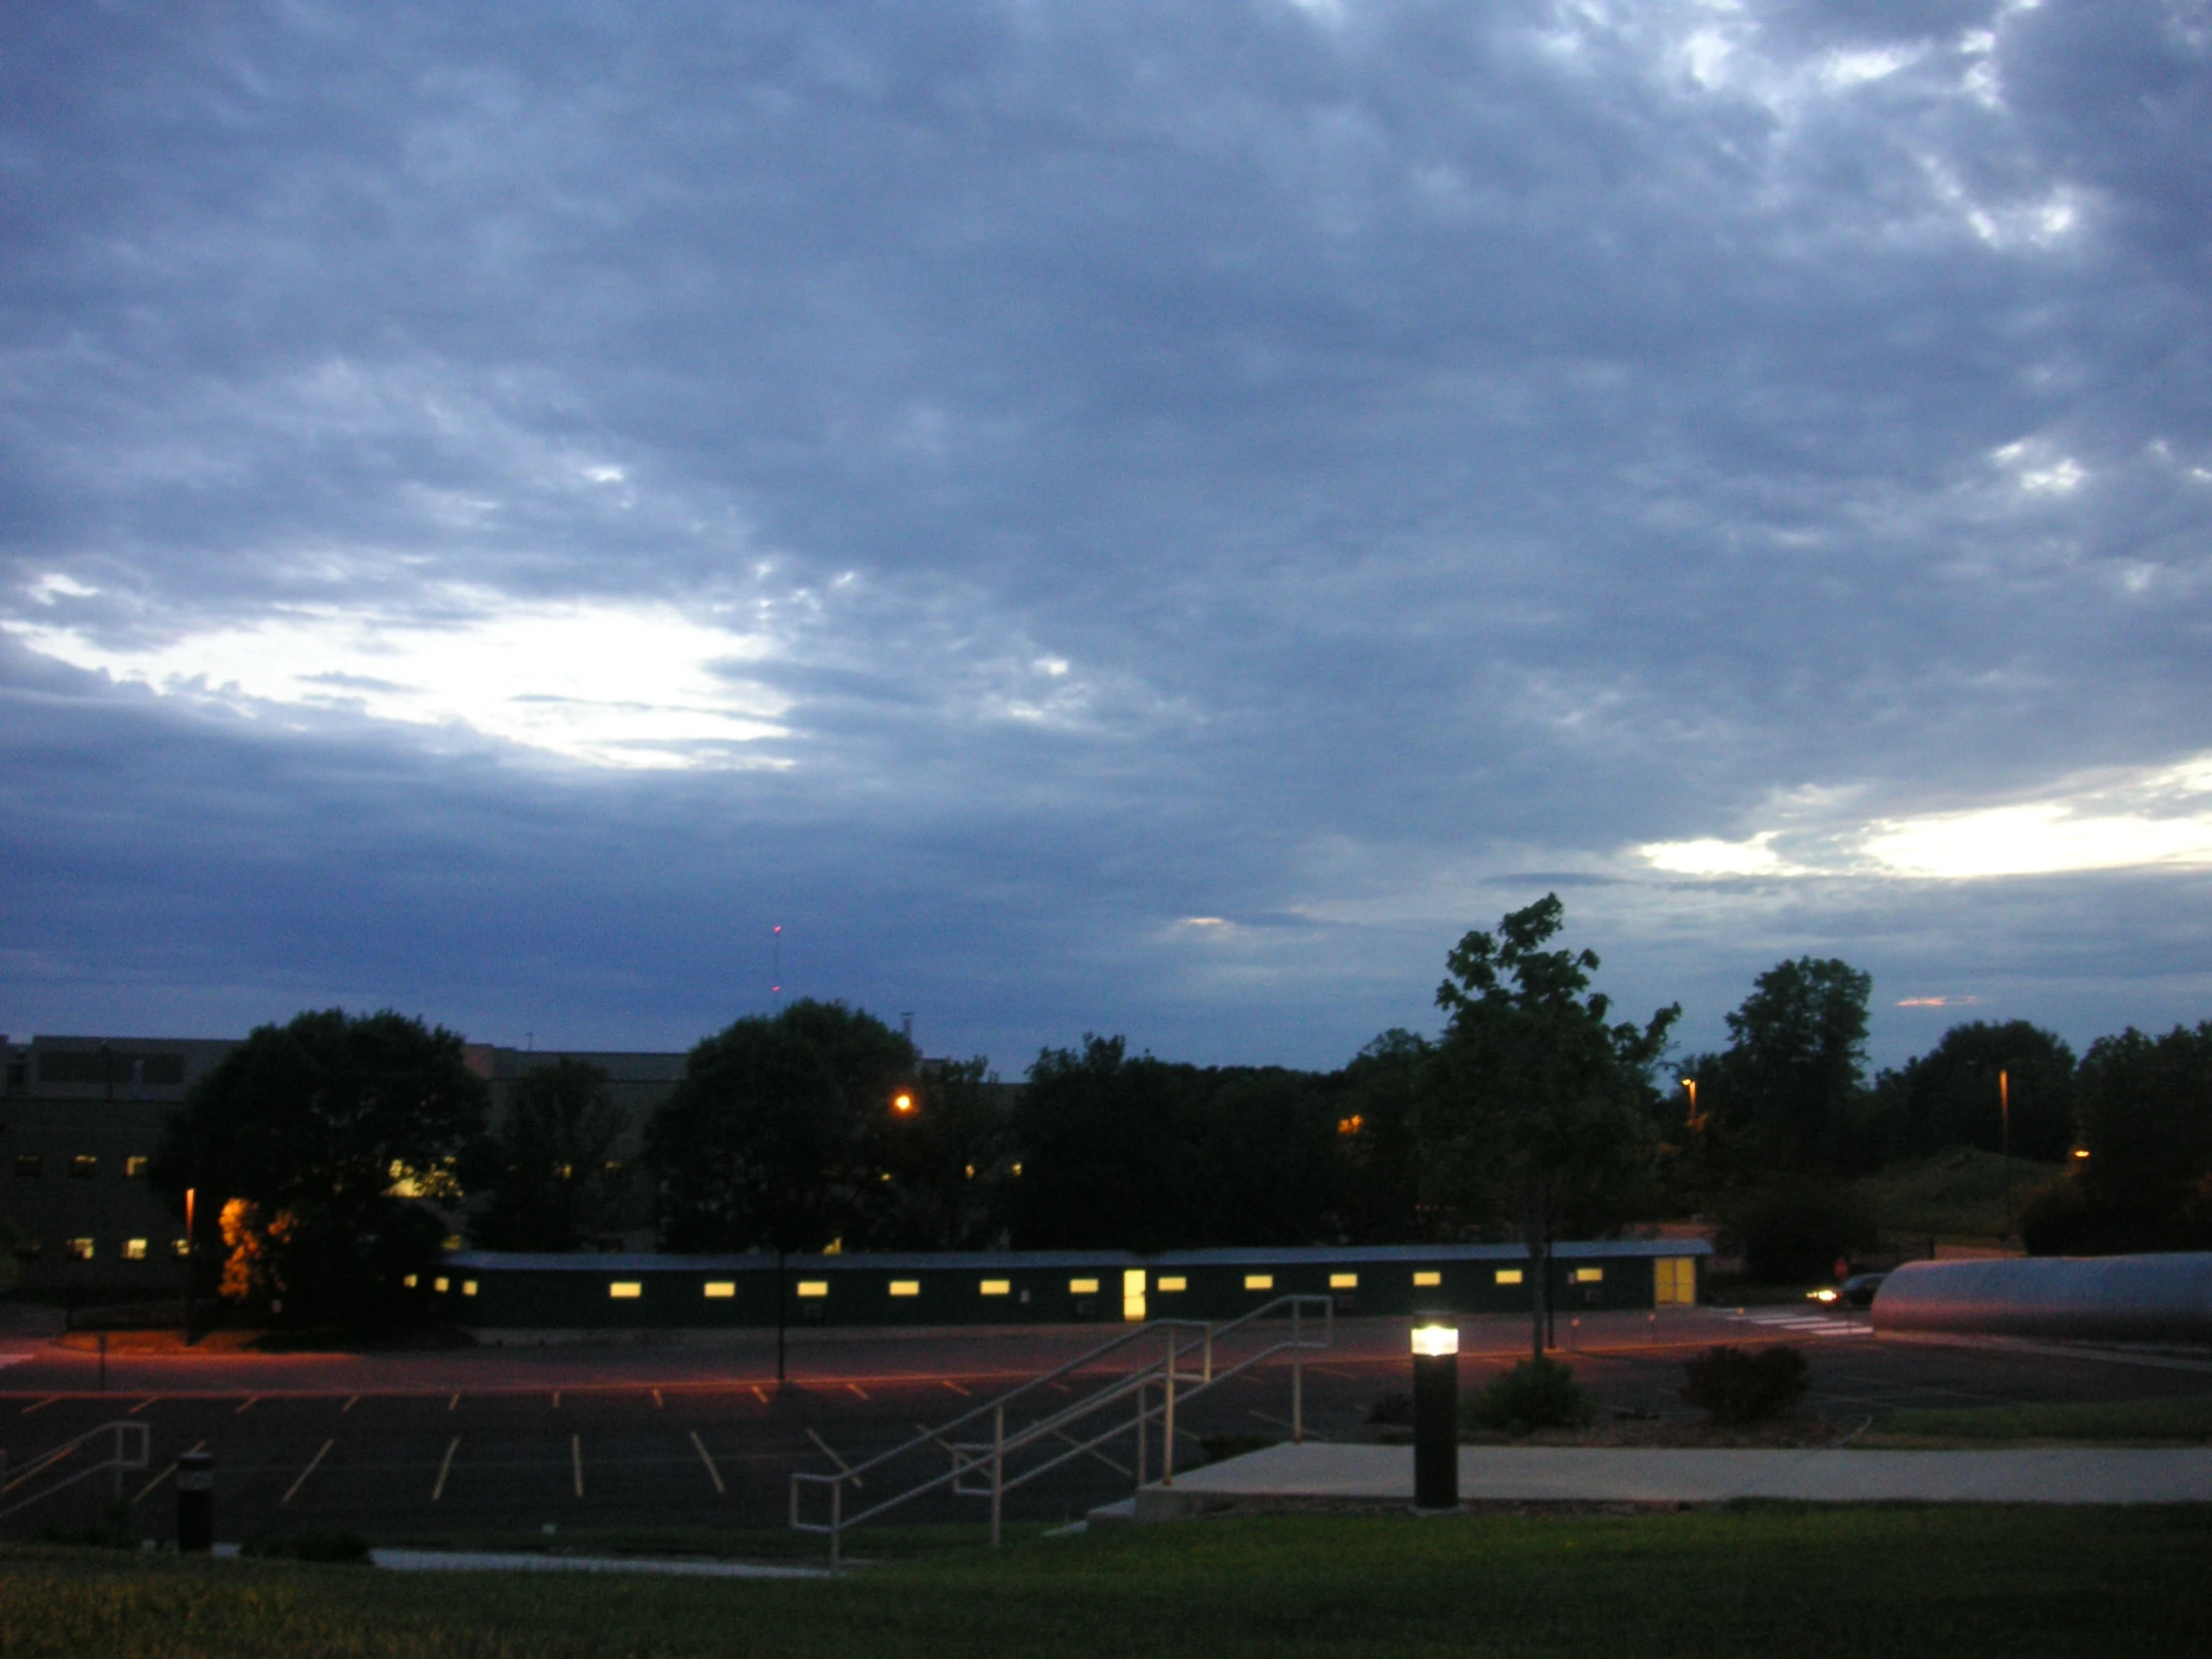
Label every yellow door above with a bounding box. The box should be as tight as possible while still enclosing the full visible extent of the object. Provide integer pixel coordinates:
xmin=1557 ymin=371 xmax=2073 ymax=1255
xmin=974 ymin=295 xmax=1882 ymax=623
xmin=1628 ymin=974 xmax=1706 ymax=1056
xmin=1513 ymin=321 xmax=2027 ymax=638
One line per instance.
xmin=1122 ymin=1268 xmax=1147 ymax=1322
xmin=1655 ymin=1257 xmax=1695 ymax=1306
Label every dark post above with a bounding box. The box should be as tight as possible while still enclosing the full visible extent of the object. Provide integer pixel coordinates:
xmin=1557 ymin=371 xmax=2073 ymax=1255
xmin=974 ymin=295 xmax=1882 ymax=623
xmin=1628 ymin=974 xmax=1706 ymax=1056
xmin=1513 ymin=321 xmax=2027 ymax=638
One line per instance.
xmin=1410 ymin=1324 xmax=1459 ymax=1512
xmin=177 ymin=1450 xmax=214 ymax=1552
xmin=775 ymin=1247 xmax=788 ymax=1385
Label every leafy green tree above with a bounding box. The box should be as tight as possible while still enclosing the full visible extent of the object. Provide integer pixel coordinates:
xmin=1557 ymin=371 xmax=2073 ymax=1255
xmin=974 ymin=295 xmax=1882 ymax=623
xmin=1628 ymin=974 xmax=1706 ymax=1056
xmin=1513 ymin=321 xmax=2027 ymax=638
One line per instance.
xmin=1005 ymin=1036 xmax=1204 ymax=1251
xmin=1708 ymin=957 xmax=1873 ymax=1172
xmin=1869 ymin=1021 xmax=2076 ymax=1164
xmin=644 ymin=1000 xmax=917 ymax=1253
xmin=1417 ymin=895 xmax=1679 ymax=1359
xmin=2021 ymin=1022 xmax=2212 ymax=1255
xmin=1325 ymin=1030 xmax=1431 ymax=1243
xmin=470 ymin=1059 xmax=629 ymax=1252
xmin=861 ymin=1056 xmax=1011 ymax=1251
xmin=151 ymin=1009 xmax=488 ymax=1322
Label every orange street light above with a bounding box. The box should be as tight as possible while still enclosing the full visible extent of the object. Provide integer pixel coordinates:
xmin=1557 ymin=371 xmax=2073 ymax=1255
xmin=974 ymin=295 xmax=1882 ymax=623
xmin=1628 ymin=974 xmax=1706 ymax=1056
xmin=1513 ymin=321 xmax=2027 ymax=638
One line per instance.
xmin=891 ymin=1091 xmax=916 ymax=1116
xmin=1681 ymin=1078 xmax=1704 ymax=1134
xmin=1998 ymin=1068 xmax=2009 ymax=1160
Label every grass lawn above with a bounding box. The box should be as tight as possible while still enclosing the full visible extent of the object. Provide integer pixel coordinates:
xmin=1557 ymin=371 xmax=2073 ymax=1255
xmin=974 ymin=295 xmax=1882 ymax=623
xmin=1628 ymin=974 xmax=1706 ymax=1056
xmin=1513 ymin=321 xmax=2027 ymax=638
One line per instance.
xmin=1864 ymin=1394 xmax=2212 ymax=1446
xmin=6 ymin=1505 xmax=2210 ymax=1658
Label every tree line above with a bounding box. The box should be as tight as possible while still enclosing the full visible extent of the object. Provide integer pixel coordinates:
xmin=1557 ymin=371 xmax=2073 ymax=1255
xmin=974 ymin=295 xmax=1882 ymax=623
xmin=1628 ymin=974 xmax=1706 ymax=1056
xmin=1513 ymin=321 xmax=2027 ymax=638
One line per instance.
xmin=152 ymin=895 xmax=2212 ymax=1324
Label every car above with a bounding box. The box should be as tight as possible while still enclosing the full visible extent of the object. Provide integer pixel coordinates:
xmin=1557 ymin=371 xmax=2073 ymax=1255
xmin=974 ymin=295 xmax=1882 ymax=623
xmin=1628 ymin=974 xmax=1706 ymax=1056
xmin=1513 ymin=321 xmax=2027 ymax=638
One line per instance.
xmin=1807 ymin=1272 xmax=1887 ymax=1311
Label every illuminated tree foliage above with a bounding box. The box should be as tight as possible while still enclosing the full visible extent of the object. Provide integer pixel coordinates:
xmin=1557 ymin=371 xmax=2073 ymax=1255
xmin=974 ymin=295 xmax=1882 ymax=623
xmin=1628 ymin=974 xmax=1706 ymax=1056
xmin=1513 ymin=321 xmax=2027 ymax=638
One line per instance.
xmin=153 ymin=1008 xmax=488 ymax=1322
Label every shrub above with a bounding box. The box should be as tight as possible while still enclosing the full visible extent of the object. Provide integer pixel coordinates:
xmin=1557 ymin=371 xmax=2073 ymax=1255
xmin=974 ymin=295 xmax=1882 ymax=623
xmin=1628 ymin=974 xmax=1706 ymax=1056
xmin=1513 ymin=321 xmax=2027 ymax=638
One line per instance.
xmin=1725 ymin=1182 xmax=1878 ymax=1284
xmin=1680 ymin=1345 xmax=1808 ymax=1422
xmin=1465 ymin=1356 xmax=1597 ymax=1435
xmin=1367 ymin=1390 xmax=1413 ymax=1426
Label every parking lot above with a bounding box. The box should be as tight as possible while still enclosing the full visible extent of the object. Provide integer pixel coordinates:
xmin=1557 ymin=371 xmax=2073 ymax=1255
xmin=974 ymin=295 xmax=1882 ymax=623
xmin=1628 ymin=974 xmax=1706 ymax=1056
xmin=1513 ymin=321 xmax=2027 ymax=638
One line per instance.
xmin=5 ymin=1308 xmax=2208 ymax=1545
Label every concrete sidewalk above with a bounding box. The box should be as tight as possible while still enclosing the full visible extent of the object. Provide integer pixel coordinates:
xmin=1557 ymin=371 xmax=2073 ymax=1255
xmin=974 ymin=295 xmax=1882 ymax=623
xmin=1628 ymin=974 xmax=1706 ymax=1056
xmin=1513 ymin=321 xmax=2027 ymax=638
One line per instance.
xmin=1129 ymin=1442 xmax=2212 ymax=1518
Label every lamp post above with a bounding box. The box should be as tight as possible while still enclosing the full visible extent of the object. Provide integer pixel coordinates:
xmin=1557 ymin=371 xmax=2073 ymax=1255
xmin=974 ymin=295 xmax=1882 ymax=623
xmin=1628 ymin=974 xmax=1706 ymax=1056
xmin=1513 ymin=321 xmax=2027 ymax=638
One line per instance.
xmin=1998 ymin=1069 xmax=2009 ymax=1160
xmin=1410 ymin=1324 xmax=1459 ymax=1512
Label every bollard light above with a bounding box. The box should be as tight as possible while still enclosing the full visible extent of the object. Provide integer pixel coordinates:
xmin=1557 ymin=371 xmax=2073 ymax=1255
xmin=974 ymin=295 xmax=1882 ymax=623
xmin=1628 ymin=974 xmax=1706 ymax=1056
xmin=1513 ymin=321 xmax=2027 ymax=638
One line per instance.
xmin=1409 ymin=1323 xmax=1459 ymax=1512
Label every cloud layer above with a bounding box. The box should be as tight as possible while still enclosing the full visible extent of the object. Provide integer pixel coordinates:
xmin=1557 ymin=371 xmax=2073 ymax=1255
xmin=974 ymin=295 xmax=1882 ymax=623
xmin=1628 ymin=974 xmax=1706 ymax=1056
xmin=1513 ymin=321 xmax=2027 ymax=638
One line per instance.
xmin=5 ymin=1 xmax=2210 ymax=1070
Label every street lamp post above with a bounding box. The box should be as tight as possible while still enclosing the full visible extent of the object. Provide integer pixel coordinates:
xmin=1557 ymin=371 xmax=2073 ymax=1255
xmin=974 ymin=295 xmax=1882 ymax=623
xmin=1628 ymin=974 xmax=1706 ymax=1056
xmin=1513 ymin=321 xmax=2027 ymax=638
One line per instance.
xmin=1998 ymin=1069 xmax=2009 ymax=1160
xmin=1410 ymin=1324 xmax=1459 ymax=1512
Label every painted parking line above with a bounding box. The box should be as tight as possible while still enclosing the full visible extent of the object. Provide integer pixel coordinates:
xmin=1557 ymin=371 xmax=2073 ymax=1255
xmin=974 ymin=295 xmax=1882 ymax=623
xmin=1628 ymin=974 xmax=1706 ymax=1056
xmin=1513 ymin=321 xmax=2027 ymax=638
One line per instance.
xmin=128 ymin=1395 xmax=159 ymax=1414
xmin=571 ymin=1434 xmax=584 ymax=1499
xmin=134 ymin=1439 xmax=205 ymax=1503
xmin=691 ymin=1431 xmax=725 ymax=1495
xmin=281 ymin=1439 xmax=335 ymax=1506
xmin=805 ymin=1428 xmax=861 ymax=1489
xmin=431 ymin=1437 xmax=460 ymax=1502
xmin=448 ymin=1392 xmax=462 ymax=1411
xmin=342 ymin=1394 xmax=361 ymax=1413
xmin=551 ymin=1392 xmax=561 ymax=1410
xmin=751 ymin=1385 xmax=769 ymax=1405
xmin=846 ymin=1383 xmax=869 ymax=1400
xmin=21 ymin=1396 xmax=60 ymax=1414
xmin=940 ymin=1381 xmax=971 ymax=1397
xmin=236 ymin=1395 xmax=260 ymax=1415
xmin=652 ymin=1388 xmax=665 ymax=1409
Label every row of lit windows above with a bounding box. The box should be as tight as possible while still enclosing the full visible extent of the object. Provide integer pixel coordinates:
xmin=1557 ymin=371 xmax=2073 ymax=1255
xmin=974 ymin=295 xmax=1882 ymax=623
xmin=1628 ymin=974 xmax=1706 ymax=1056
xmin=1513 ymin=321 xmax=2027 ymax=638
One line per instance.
xmin=28 ymin=1237 xmax=189 ymax=1262
xmin=12 ymin=1154 xmax=151 ymax=1179
xmin=583 ymin=1266 xmax=1605 ymax=1301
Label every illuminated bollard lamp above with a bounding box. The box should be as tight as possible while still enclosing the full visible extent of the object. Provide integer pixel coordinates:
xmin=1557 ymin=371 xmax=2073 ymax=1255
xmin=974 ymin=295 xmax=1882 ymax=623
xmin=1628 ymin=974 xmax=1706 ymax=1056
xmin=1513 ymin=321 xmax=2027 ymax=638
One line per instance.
xmin=1409 ymin=1324 xmax=1459 ymax=1513
xmin=176 ymin=1449 xmax=215 ymax=1552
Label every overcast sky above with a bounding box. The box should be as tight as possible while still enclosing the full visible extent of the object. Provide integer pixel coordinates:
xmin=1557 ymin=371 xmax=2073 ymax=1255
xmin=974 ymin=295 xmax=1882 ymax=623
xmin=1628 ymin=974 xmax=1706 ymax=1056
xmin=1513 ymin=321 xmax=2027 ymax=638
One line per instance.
xmin=5 ymin=0 xmax=2209 ymax=1078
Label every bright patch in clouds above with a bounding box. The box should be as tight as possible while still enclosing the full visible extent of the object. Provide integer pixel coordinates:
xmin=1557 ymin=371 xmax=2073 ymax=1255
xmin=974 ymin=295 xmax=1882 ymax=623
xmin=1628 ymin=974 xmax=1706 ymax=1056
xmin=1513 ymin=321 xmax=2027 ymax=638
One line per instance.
xmin=6 ymin=593 xmax=787 ymax=770
xmin=1637 ymin=756 xmax=2212 ymax=881
xmin=1641 ymin=831 xmax=1792 ymax=877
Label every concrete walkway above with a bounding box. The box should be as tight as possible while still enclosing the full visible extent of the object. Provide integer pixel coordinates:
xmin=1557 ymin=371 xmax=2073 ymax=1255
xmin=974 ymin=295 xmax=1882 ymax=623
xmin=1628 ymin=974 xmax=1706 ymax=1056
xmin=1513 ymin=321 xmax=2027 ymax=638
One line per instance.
xmin=1130 ymin=1442 xmax=2212 ymax=1517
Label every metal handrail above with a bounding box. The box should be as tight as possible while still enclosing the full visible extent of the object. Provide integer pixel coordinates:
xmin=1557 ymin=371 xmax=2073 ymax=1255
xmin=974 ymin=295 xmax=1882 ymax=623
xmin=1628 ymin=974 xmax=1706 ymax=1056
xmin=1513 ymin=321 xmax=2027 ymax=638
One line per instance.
xmin=792 ymin=1295 xmax=1333 ymax=1563
xmin=0 ymin=1420 xmax=150 ymax=1523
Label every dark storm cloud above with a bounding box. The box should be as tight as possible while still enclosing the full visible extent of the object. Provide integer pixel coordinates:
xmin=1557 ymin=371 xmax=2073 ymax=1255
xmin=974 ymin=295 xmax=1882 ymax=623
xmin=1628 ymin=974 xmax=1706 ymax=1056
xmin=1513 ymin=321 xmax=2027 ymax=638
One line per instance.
xmin=4 ymin=1 xmax=2210 ymax=1069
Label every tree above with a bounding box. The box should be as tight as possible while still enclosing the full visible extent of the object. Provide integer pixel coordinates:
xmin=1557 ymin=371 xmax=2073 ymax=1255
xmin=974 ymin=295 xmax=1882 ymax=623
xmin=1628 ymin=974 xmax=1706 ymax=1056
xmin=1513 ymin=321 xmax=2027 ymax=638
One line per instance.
xmin=1869 ymin=1021 xmax=2076 ymax=1165
xmin=859 ymin=1056 xmax=1011 ymax=1251
xmin=1325 ymin=1030 xmax=1431 ymax=1243
xmin=1417 ymin=895 xmax=1679 ymax=1359
xmin=2020 ymin=1022 xmax=2212 ymax=1254
xmin=644 ymin=1000 xmax=917 ymax=1253
xmin=151 ymin=1008 xmax=489 ymax=1323
xmin=1709 ymin=957 xmax=1873 ymax=1172
xmin=470 ymin=1059 xmax=629 ymax=1252
xmin=1004 ymin=1036 xmax=1204 ymax=1251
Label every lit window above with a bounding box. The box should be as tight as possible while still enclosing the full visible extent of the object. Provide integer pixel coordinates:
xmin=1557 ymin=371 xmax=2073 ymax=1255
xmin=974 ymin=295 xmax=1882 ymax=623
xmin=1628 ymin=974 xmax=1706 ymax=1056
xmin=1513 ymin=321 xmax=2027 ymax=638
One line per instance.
xmin=1495 ymin=1269 xmax=1523 ymax=1285
xmin=1329 ymin=1273 xmax=1358 ymax=1290
xmin=123 ymin=1239 xmax=148 ymax=1261
xmin=1336 ymin=1114 xmax=1365 ymax=1136
xmin=14 ymin=1154 xmax=39 ymax=1178
xmin=1244 ymin=1274 xmax=1274 ymax=1291
xmin=1069 ymin=1278 xmax=1099 ymax=1295
xmin=797 ymin=1281 xmax=829 ymax=1299
xmin=434 ymin=1277 xmax=450 ymax=1294
xmin=68 ymin=1155 xmax=97 ymax=1179
xmin=172 ymin=1239 xmax=190 ymax=1259
xmin=403 ymin=1274 xmax=418 ymax=1289
xmin=124 ymin=1156 xmax=150 ymax=1178
xmin=605 ymin=1160 xmax=623 ymax=1177
xmin=1010 ymin=1162 xmax=1023 ymax=1177
xmin=703 ymin=1282 xmax=736 ymax=1299
xmin=1412 ymin=1271 xmax=1441 ymax=1288
xmin=1573 ymin=1267 xmax=1603 ymax=1284
xmin=461 ymin=1281 xmax=478 ymax=1297
xmin=608 ymin=1282 xmax=643 ymax=1300
xmin=66 ymin=1238 xmax=95 ymax=1261
xmin=888 ymin=1280 xmax=920 ymax=1297
xmin=979 ymin=1280 xmax=1010 ymax=1296
xmin=1157 ymin=1276 xmax=1187 ymax=1293
xmin=441 ymin=1235 xmax=462 ymax=1251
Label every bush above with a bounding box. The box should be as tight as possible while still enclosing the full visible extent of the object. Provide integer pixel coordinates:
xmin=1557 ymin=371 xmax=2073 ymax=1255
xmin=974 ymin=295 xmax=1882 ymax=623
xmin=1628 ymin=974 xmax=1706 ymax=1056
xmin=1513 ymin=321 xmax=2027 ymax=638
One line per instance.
xmin=1725 ymin=1182 xmax=1878 ymax=1284
xmin=1367 ymin=1390 xmax=1413 ymax=1426
xmin=1681 ymin=1345 xmax=1809 ymax=1423
xmin=240 ymin=1529 xmax=371 ymax=1564
xmin=1465 ymin=1356 xmax=1597 ymax=1435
